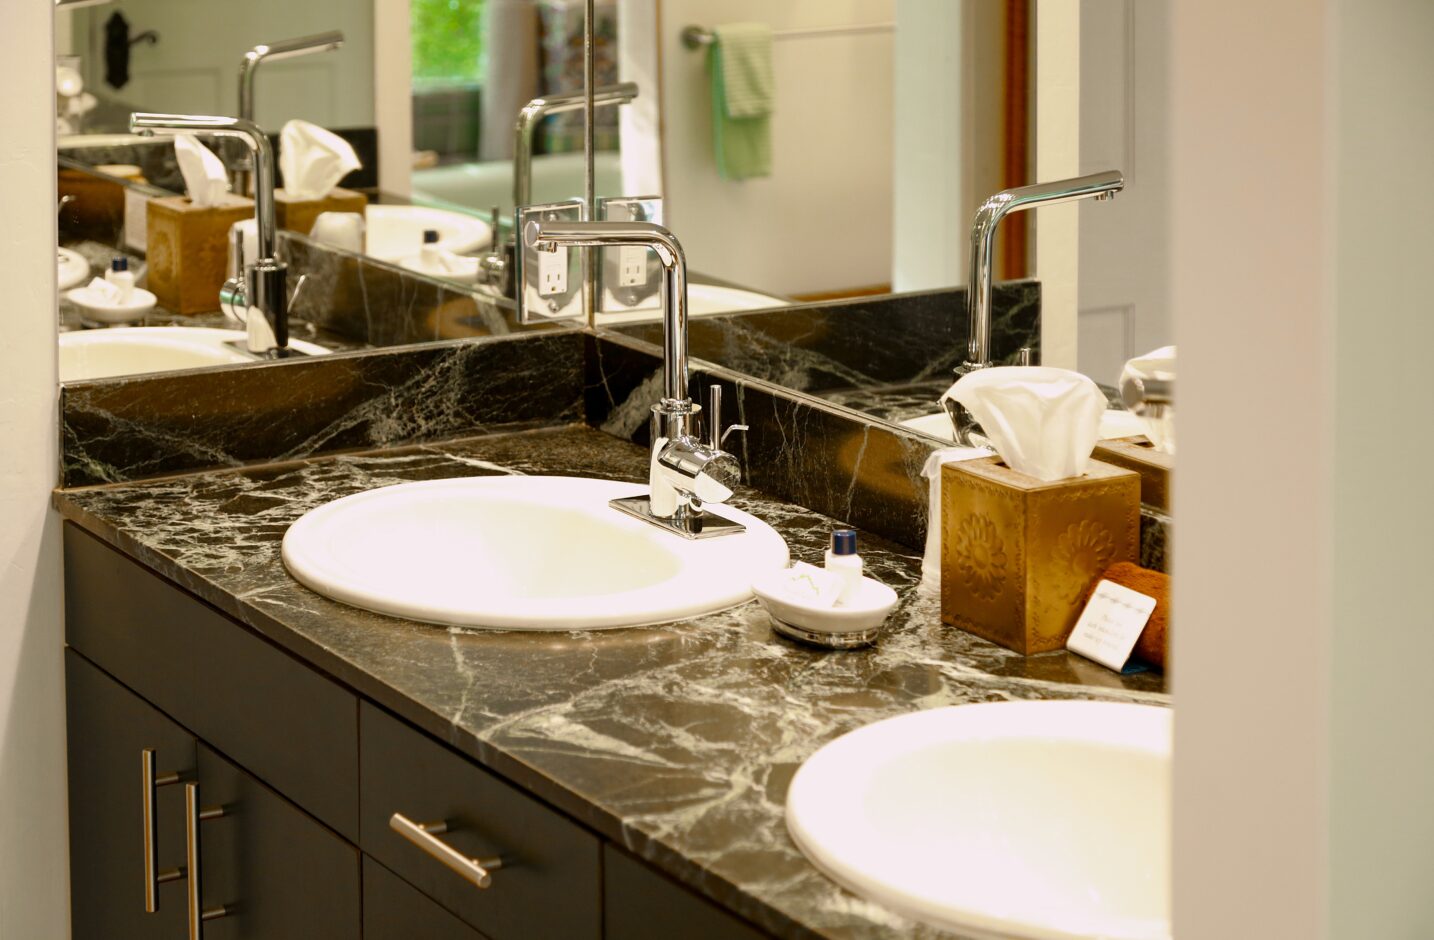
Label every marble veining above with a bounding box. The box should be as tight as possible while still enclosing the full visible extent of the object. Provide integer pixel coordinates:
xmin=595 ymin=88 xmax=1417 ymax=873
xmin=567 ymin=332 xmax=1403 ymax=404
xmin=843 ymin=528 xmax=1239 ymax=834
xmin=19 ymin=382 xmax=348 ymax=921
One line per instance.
xmin=54 ymin=425 xmax=1166 ymax=940
xmin=613 ymin=282 xmax=1041 ymax=393
xmin=61 ymin=330 xmax=582 ymax=487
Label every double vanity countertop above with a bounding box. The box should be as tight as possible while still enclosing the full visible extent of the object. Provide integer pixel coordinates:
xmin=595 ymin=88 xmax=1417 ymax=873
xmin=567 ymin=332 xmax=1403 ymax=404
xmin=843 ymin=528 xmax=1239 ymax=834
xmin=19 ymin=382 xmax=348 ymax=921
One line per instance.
xmin=54 ymin=424 xmax=1168 ymax=939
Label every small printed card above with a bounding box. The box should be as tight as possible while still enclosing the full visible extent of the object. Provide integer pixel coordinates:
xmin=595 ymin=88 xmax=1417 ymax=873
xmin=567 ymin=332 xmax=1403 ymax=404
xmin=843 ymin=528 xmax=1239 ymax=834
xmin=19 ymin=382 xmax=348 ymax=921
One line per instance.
xmin=1066 ymin=579 xmax=1158 ymax=672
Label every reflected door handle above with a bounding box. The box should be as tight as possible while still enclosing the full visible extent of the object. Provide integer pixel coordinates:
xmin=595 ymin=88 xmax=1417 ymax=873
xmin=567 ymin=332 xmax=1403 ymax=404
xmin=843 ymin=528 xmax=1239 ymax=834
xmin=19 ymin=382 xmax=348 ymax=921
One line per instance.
xmin=183 ymin=783 xmax=230 ymax=939
xmin=140 ymin=748 xmax=182 ymax=913
xmin=390 ymin=813 xmax=504 ymax=889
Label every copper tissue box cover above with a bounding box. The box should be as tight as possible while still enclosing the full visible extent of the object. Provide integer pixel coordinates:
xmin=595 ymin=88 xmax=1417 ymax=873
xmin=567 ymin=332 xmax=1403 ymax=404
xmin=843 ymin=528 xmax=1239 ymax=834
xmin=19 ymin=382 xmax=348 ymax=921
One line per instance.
xmin=941 ymin=456 xmax=1140 ymax=655
xmin=1092 ymin=436 xmax=1173 ymax=511
xmin=146 ymin=194 xmax=255 ymax=315
xmin=274 ymin=187 xmax=368 ymax=236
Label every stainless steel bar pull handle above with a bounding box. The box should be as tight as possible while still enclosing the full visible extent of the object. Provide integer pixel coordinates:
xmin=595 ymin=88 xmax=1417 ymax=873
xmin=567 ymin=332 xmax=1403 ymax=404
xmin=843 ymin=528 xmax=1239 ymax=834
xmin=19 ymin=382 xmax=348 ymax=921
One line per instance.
xmin=140 ymin=748 xmax=182 ymax=913
xmin=390 ymin=813 xmax=504 ymax=890
xmin=183 ymin=783 xmax=229 ymax=939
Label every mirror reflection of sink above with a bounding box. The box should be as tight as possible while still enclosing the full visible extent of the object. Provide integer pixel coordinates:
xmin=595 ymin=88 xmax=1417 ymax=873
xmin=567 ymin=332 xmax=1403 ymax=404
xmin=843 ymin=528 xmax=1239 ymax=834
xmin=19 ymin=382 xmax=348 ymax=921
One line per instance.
xmin=364 ymin=204 xmax=492 ymax=262
xmin=787 ymin=701 xmax=1171 ymax=940
xmin=59 ymin=327 xmax=330 ymax=382
xmin=899 ymin=409 xmax=1150 ymax=443
xmin=596 ymin=283 xmax=789 ymax=326
xmin=281 ymin=475 xmax=790 ymax=630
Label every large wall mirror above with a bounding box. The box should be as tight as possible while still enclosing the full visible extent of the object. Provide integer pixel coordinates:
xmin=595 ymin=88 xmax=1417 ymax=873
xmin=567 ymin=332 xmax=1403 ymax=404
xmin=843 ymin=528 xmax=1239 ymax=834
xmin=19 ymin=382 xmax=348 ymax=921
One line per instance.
xmin=52 ymin=0 xmax=1174 ymax=462
xmin=598 ymin=0 xmax=1173 ymax=447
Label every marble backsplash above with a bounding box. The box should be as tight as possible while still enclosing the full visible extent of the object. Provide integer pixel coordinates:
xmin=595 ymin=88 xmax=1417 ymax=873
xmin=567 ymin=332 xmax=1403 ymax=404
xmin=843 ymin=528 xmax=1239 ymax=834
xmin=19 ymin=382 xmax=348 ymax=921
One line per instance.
xmin=587 ymin=332 xmax=1171 ymax=569
xmin=60 ymin=323 xmax=1167 ymax=570
xmin=61 ymin=330 xmax=583 ymax=487
xmin=613 ymin=282 xmax=1041 ymax=393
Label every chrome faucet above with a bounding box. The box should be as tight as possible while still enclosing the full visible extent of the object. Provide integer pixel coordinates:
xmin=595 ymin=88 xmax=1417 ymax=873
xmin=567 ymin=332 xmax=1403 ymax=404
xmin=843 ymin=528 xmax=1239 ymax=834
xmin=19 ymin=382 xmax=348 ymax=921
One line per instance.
xmin=131 ymin=112 xmax=297 ymax=356
xmin=478 ymin=83 xmax=640 ymax=297
xmin=234 ymin=31 xmax=345 ymax=195
xmin=945 ymin=170 xmax=1124 ymax=445
xmin=524 ymin=220 xmax=749 ymax=539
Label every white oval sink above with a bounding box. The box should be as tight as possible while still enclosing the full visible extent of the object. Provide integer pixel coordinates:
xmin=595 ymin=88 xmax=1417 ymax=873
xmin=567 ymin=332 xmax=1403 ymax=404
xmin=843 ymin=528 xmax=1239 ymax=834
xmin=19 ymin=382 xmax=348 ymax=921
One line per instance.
xmin=365 ymin=204 xmax=492 ymax=262
xmin=59 ymin=327 xmax=330 ymax=382
xmin=787 ymin=701 xmax=1170 ymax=940
xmin=282 ymin=476 xmax=790 ymax=630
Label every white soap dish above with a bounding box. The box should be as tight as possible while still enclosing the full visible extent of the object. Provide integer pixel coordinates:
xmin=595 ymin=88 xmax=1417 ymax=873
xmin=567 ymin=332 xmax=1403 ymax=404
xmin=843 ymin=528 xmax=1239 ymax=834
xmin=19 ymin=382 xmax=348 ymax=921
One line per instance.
xmin=66 ymin=285 xmax=157 ymax=324
xmin=752 ymin=569 xmax=899 ymax=649
xmin=58 ymin=248 xmax=90 ymax=291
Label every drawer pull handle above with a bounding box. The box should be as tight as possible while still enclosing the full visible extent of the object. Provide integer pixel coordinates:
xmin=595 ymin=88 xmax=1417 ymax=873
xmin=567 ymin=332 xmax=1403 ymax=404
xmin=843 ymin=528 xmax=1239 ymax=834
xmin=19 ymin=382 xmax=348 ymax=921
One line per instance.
xmin=184 ymin=783 xmax=230 ymax=939
xmin=390 ymin=813 xmax=504 ymax=889
xmin=140 ymin=748 xmax=182 ymax=913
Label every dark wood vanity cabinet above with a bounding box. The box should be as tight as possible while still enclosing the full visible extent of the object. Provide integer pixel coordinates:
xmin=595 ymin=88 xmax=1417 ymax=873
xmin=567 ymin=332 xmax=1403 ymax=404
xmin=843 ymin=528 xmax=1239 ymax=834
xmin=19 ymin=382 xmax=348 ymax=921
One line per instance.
xmin=66 ymin=652 xmax=360 ymax=939
xmin=63 ymin=524 xmax=772 ymax=939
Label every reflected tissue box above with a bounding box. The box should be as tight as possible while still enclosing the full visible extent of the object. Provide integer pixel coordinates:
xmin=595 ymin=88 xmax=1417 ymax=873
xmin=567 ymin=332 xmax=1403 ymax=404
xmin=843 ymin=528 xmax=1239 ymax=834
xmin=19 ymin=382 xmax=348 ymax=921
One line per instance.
xmin=274 ymin=187 xmax=368 ymax=237
xmin=941 ymin=456 xmax=1140 ymax=655
xmin=146 ymin=193 xmax=255 ymax=315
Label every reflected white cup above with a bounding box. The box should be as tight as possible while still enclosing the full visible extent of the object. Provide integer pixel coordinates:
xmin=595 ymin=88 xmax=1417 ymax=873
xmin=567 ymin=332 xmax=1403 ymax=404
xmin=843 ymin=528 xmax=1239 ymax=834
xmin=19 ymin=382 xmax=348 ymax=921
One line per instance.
xmin=309 ymin=212 xmax=366 ymax=254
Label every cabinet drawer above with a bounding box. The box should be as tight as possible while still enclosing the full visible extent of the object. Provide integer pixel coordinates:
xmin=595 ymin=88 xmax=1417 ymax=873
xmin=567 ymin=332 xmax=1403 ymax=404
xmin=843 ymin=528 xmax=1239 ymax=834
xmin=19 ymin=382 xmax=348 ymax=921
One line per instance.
xmin=604 ymin=845 xmax=770 ymax=940
xmin=64 ymin=524 xmax=360 ymax=840
xmin=195 ymin=744 xmax=361 ymax=939
xmin=359 ymin=702 xmax=601 ymax=940
xmin=363 ymin=857 xmax=487 ymax=940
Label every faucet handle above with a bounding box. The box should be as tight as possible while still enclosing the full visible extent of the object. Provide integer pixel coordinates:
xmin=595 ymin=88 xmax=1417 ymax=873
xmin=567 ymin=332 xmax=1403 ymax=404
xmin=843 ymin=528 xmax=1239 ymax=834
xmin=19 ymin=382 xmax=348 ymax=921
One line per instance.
xmin=705 ymin=385 xmax=749 ymax=450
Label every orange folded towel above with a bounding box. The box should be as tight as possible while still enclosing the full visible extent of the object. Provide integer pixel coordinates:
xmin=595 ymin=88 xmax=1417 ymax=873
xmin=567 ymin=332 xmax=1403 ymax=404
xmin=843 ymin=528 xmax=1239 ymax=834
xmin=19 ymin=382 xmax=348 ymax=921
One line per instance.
xmin=1088 ymin=561 xmax=1171 ymax=670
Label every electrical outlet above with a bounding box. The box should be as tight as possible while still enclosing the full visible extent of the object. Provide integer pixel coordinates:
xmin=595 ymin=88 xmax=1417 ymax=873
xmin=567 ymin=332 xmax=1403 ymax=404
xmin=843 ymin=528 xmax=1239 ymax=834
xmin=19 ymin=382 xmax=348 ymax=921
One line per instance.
xmin=618 ymin=246 xmax=646 ymax=287
xmin=538 ymin=244 xmax=568 ymax=296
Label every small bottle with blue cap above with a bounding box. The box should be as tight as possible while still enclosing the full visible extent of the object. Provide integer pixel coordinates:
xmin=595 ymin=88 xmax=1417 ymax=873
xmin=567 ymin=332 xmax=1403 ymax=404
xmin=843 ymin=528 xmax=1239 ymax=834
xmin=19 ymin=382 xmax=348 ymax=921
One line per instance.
xmin=105 ymin=256 xmax=134 ymax=303
xmin=824 ymin=528 xmax=863 ymax=605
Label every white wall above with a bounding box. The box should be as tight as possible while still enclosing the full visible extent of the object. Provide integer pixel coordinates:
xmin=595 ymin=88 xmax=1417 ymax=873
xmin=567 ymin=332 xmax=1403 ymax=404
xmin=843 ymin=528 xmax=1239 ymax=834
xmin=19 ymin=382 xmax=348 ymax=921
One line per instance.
xmin=0 ymin=2 xmax=67 ymax=937
xmin=374 ymin=0 xmax=413 ymax=196
xmin=647 ymin=0 xmax=895 ymax=296
xmin=1328 ymin=0 xmax=1434 ymax=933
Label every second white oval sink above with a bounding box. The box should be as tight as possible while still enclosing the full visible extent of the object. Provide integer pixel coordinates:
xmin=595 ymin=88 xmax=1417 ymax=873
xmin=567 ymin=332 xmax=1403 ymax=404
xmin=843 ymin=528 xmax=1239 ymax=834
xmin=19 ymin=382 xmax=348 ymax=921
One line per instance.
xmin=787 ymin=701 xmax=1171 ymax=940
xmin=282 ymin=475 xmax=790 ymax=630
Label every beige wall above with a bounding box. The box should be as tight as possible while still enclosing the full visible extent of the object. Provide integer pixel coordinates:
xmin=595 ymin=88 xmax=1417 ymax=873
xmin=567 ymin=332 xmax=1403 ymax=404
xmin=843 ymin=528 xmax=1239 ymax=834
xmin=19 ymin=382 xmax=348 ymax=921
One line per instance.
xmin=1329 ymin=0 xmax=1434 ymax=933
xmin=1170 ymin=0 xmax=1333 ymax=936
xmin=0 ymin=2 xmax=68 ymax=936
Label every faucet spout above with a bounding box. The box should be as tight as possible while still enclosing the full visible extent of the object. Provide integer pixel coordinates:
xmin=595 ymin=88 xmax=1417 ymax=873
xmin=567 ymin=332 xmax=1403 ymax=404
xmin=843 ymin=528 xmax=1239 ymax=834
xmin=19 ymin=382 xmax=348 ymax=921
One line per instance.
xmin=964 ymin=169 xmax=1123 ymax=371
xmin=946 ymin=170 xmax=1123 ymax=446
xmin=238 ymin=31 xmax=346 ymax=124
xmin=513 ymin=83 xmax=638 ymax=211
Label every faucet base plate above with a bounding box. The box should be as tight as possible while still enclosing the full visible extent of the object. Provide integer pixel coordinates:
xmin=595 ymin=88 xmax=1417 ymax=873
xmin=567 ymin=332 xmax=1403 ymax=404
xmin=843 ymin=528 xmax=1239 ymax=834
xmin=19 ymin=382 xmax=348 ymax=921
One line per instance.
xmin=608 ymin=496 xmax=746 ymax=540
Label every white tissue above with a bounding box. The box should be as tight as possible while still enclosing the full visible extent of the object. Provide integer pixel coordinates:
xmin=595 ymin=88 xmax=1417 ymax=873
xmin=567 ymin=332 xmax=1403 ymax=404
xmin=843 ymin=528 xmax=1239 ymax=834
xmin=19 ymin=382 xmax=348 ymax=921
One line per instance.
xmin=918 ymin=446 xmax=992 ymax=594
xmin=279 ymin=120 xmax=362 ymax=200
xmin=942 ymin=366 xmax=1107 ymax=482
xmin=174 ymin=134 xmax=230 ymax=207
xmin=1120 ymin=346 xmax=1176 ymax=454
xmin=776 ymin=563 xmax=843 ymax=608
xmin=80 ymin=276 xmax=123 ymax=304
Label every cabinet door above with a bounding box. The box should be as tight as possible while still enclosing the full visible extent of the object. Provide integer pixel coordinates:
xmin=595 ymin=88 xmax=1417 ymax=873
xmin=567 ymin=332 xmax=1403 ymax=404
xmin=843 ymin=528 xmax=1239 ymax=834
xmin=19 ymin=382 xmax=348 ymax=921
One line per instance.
xmin=67 ymin=650 xmax=196 ymax=940
xmin=190 ymin=744 xmax=361 ymax=939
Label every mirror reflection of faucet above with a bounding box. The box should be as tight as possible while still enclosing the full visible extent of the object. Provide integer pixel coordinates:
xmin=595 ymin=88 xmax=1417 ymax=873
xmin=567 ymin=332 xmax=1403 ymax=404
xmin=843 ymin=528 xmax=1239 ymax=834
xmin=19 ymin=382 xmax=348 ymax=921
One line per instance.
xmin=476 ymin=83 xmax=640 ymax=301
xmin=130 ymin=111 xmax=303 ymax=358
xmin=524 ymin=219 xmax=751 ymax=540
xmin=944 ymin=170 xmax=1125 ymax=446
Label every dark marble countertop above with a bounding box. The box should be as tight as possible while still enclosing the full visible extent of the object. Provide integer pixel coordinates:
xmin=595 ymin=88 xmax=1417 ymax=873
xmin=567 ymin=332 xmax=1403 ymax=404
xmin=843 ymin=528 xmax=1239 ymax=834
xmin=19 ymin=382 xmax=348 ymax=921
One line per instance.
xmin=53 ymin=425 xmax=1168 ymax=939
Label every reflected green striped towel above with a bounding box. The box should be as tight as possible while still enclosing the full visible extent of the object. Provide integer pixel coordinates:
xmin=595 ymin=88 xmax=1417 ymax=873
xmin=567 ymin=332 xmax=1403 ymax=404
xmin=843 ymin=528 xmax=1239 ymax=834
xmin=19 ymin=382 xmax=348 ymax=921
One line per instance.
xmin=709 ymin=23 xmax=773 ymax=180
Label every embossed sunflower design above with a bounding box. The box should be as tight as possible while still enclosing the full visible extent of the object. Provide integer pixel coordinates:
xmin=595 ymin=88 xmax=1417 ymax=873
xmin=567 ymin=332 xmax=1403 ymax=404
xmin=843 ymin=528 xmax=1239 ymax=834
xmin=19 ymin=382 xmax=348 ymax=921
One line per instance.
xmin=953 ymin=513 xmax=1008 ymax=601
xmin=1054 ymin=520 xmax=1116 ymax=597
